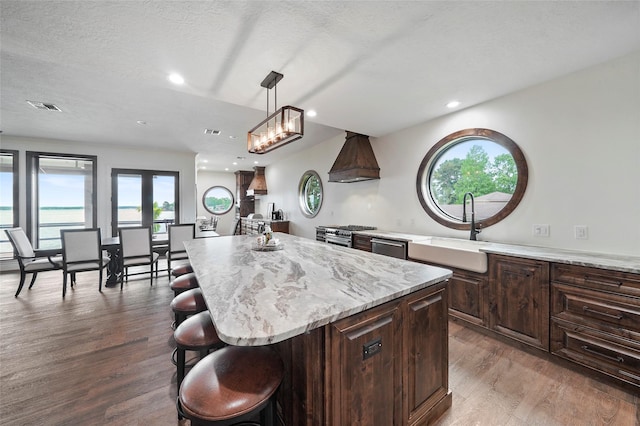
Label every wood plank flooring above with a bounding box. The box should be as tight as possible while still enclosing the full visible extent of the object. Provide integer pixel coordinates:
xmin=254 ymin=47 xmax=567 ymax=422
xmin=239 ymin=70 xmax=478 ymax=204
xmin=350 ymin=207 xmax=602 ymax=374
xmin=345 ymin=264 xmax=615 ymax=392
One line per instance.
xmin=0 ymin=268 xmax=638 ymax=425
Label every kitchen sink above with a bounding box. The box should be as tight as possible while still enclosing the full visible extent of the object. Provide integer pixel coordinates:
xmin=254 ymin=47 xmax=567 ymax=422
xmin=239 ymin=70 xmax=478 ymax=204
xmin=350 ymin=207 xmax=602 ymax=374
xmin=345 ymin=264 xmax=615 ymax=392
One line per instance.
xmin=408 ymin=237 xmax=489 ymax=273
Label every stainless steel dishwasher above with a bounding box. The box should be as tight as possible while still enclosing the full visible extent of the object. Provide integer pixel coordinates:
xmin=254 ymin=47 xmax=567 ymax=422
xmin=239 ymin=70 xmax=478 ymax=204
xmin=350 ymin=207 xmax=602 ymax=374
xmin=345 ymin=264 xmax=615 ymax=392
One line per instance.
xmin=371 ymin=237 xmax=407 ymax=259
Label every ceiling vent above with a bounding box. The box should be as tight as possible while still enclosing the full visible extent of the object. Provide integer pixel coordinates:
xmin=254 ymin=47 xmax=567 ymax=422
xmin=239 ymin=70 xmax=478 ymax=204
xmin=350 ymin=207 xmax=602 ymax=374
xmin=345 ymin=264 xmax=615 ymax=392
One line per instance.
xmin=328 ymin=131 xmax=380 ymax=183
xmin=246 ymin=166 xmax=267 ymax=196
xmin=204 ymin=129 xmax=222 ymax=135
xmin=27 ymin=100 xmax=62 ymax=111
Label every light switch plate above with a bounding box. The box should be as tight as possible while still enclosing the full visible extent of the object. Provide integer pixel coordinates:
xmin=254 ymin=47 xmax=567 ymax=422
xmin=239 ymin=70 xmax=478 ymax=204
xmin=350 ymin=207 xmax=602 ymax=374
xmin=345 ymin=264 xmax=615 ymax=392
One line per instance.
xmin=533 ymin=224 xmax=550 ymax=237
xmin=575 ymin=225 xmax=588 ymax=240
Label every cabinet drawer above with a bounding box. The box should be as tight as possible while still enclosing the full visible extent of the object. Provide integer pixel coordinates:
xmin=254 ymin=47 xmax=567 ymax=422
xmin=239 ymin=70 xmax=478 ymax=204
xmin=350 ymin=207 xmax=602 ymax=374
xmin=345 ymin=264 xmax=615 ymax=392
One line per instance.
xmin=552 ymin=282 xmax=640 ymax=337
xmin=551 ymin=264 xmax=640 ymax=298
xmin=551 ymin=318 xmax=640 ymax=387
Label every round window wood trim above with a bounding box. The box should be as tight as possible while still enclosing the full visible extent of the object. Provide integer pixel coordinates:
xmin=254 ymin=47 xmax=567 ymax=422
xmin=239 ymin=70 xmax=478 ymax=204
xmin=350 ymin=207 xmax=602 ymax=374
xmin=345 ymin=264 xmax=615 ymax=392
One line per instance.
xmin=416 ymin=128 xmax=528 ymax=230
xmin=202 ymin=185 xmax=235 ymax=215
xmin=298 ymin=170 xmax=323 ymax=218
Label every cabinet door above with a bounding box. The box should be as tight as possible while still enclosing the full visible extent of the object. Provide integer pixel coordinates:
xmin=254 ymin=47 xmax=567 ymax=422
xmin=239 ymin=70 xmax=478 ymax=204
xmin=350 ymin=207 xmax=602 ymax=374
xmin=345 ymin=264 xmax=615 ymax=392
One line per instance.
xmin=489 ymin=255 xmax=550 ymax=350
xmin=353 ymin=234 xmax=372 ymax=252
xmin=448 ymin=268 xmax=488 ymax=327
xmin=329 ymin=300 xmax=403 ymax=426
xmin=404 ymin=283 xmax=450 ymax=426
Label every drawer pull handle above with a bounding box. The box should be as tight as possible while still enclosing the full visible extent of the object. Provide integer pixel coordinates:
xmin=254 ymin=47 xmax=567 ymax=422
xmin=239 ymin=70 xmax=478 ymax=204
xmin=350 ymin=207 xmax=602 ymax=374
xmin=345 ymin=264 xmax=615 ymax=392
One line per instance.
xmin=618 ymin=369 xmax=640 ymax=382
xmin=581 ymin=345 xmax=624 ymax=363
xmin=584 ymin=276 xmax=623 ymax=288
xmin=582 ymin=306 xmax=623 ymax=320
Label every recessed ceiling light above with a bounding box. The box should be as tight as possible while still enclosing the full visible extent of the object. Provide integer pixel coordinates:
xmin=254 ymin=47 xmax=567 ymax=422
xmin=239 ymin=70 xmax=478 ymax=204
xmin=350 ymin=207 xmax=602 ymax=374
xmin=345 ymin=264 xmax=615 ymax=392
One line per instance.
xmin=168 ymin=73 xmax=185 ymax=85
xmin=306 ymin=110 xmax=317 ymax=117
xmin=201 ymin=166 xmax=206 ymax=170
xmin=446 ymin=100 xmax=460 ymax=108
xmin=232 ymin=162 xmax=237 ymax=166
xmin=202 ymin=159 xmax=208 ymax=163
xmin=254 ymin=161 xmax=259 ymax=164
xmin=228 ymin=135 xmax=237 ymax=139
xmin=225 ymin=168 xmax=229 ymax=171
xmin=136 ymin=120 xmax=147 ymax=125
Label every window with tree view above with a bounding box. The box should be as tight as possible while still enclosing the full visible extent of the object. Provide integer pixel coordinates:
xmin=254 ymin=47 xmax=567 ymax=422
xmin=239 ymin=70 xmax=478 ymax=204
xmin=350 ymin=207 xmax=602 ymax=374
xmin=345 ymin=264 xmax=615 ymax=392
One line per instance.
xmin=417 ymin=128 xmax=528 ymax=230
xmin=298 ymin=170 xmax=323 ymax=218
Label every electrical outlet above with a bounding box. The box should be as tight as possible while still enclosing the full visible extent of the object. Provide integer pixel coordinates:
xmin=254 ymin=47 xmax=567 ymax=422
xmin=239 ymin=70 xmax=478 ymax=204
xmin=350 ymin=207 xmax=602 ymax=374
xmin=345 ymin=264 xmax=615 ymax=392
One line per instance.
xmin=575 ymin=225 xmax=588 ymax=240
xmin=533 ymin=224 xmax=550 ymax=237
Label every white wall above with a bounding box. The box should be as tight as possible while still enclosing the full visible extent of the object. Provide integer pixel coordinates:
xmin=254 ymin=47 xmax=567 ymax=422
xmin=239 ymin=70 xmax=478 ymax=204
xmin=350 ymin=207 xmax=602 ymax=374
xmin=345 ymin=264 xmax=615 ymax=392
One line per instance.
xmin=262 ymin=51 xmax=640 ymax=256
xmin=195 ymin=170 xmax=237 ymax=236
xmin=1 ymin=136 xmax=197 ymax=236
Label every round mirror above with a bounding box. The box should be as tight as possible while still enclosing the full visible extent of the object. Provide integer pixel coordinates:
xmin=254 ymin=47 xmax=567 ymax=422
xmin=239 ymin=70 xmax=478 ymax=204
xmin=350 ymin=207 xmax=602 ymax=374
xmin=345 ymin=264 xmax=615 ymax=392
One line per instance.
xmin=298 ymin=170 xmax=323 ymax=218
xmin=416 ymin=128 xmax=528 ymax=230
xmin=202 ymin=186 xmax=234 ymax=215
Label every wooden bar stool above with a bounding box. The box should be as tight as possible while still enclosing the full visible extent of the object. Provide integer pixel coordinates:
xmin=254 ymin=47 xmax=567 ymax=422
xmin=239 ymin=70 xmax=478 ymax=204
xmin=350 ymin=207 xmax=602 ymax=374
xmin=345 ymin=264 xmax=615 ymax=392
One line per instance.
xmin=170 ymin=272 xmax=199 ymax=296
xmin=174 ymin=311 xmax=224 ymax=389
xmin=171 ymin=263 xmax=193 ymax=277
xmin=177 ymin=346 xmax=284 ymax=426
xmin=170 ymin=288 xmax=207 ymax=328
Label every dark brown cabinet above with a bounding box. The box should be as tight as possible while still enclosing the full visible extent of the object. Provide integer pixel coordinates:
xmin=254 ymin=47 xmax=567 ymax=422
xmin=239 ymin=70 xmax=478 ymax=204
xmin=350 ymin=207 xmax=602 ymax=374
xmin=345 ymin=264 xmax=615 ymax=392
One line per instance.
xmin=550 ymin=263 xmax=640 ymax=388
xmin=276 ymin=281 xmax=451 ymax=426
xmin=447 ymin=267 xmax=488 ymax=327
xmin=488 ymin=254 xmax=550 ymax=350
xmin=328 ymin=298 xmax=403 ymax=425
xmin=404 ymin=284 xmax=450 ymax=425
xmin=235 ymin=170 xmax=254 ymax=219
xmin=353 ymin=234 xmax=372 ymax=251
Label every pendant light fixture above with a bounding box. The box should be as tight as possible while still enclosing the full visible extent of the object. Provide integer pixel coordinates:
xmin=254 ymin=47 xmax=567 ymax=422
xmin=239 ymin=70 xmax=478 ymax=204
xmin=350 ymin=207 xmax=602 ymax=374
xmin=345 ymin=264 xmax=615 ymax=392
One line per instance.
xmin=247 ymin=71 xmax=304 ymax=154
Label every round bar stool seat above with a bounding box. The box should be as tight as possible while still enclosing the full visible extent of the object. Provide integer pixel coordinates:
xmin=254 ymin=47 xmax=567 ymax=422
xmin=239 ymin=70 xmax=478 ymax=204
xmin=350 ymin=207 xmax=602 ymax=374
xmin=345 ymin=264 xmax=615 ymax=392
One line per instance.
xmin=170 ymin=272 xmax=199 ymax=296
xmin=174 ymin=311 xmax=224 ymax=389
xmin=170 ymin=288 xmax=207 ymax=328
xmin=171 ymin=263 xmax=193 ymax=277
xmin=178 ymin=346 xmax=284 ymax=426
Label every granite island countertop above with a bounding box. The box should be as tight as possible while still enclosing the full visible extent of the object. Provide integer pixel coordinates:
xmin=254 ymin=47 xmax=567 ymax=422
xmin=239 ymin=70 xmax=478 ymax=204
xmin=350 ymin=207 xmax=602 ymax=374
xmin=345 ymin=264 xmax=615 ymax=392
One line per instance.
xmin=184 ymin=233 xmax=452 ymax=346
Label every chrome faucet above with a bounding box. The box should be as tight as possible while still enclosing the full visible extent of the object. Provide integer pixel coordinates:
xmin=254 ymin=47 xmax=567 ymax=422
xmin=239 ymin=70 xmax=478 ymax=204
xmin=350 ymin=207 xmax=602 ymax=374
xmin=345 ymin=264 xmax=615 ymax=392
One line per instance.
xmin=462 ymin=192 xmax=480 ymax=241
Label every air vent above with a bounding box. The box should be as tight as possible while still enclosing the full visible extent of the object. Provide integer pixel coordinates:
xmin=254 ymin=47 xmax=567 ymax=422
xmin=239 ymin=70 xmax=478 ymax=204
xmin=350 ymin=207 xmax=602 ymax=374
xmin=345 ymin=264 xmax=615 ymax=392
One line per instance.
xmin=204 ymin=129 xmax=221 ymax=135
xmin=27 ymin=100 xmax=62 ymax=111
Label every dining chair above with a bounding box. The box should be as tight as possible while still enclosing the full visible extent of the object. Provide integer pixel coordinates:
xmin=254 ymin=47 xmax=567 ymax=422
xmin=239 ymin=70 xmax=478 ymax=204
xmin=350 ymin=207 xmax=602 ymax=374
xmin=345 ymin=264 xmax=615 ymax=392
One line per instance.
xmin=5 ymin=227 xmax=63 ymax=297
xmin=167 ymin=223 xmax=195 ymax=277
xmin=118 ymin=226 xmax=159 ymax=288
xmin=60 ymin=228 xmax=110 ymax=298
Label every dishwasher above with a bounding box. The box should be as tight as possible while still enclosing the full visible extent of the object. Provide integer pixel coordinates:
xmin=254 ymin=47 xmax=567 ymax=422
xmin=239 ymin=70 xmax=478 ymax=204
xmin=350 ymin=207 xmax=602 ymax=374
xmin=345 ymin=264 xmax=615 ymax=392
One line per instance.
xmin=371 ymin=237 xmax=407 ymax=260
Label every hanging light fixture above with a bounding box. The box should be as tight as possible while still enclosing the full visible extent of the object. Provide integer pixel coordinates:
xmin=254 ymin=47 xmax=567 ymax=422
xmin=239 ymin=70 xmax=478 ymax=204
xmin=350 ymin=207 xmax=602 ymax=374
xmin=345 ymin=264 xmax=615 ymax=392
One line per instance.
xmin=247 ymin=71 xmax=304 ymax=154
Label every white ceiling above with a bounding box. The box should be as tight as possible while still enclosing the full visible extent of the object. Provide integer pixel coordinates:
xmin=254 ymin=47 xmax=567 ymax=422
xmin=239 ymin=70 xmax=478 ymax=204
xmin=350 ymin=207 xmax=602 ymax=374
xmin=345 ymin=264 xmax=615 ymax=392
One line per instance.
xmin=2 ymin=1 xmax=639 ymax=172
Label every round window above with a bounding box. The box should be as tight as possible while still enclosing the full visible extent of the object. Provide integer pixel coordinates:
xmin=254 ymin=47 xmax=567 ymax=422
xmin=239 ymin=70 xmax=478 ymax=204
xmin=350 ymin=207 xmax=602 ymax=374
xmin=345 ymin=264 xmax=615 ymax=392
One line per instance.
xmin=416 ymin=128 xmax=528 ymax=230
xmin=202 ymin=186 xmax=234 ymax=215
xmin=298 ymin=170 xmax=323 ymax=218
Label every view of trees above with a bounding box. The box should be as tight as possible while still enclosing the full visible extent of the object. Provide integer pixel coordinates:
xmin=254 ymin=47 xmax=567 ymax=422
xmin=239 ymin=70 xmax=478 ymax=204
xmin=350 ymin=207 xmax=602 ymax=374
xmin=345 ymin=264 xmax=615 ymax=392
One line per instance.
xmin=431 ymin=144 xmax=517 ymax=205
xmin=204 ymin=195 xmax=233 ymax=213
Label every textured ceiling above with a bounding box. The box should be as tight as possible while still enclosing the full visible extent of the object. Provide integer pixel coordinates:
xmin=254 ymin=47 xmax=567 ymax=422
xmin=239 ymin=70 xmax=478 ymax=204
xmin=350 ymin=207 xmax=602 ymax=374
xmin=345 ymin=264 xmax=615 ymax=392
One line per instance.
xmin=1 ymin=1 xmax=639 ymax=171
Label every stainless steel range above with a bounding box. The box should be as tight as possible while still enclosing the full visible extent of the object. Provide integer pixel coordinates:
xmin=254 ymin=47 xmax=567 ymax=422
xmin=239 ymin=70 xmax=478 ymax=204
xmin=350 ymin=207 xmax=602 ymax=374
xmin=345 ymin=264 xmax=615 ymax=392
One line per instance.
xmin=317 ymin=225 xmax=376 ymax=248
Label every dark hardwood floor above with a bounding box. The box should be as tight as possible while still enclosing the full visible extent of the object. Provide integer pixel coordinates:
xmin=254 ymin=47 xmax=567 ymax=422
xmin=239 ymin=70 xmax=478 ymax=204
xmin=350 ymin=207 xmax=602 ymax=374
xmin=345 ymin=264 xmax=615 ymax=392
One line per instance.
xmin=0 ymin=268 xmax=638 ymax=425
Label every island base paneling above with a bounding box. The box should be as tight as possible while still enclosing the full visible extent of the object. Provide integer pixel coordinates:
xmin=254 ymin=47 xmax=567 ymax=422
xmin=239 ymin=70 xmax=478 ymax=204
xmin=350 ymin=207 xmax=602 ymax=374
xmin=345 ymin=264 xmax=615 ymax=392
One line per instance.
xmin=275 ymin=282 xmax=451 ymax=426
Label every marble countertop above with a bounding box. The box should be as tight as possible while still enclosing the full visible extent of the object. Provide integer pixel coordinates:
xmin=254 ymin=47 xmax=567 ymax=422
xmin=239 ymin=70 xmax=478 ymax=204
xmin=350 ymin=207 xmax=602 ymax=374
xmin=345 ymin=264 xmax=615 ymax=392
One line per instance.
xmin=354 ymin=230 xmax=639 ymax=274
xmin=184 ymin=233 xmax=452 ymax=346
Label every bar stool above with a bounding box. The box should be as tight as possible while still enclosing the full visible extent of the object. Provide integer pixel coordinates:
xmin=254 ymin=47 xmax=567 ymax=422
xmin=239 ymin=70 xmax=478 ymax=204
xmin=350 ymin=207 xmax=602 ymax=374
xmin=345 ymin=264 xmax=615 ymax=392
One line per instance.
xmin=171 ymin=263 xmax=193 ymax=278
xmin=170 ymin=288 xmax=207 ymax=328
xmin=177 ymin=345 xmax=284 ymax=426
xmin=174 ymin=311 xmax=224 ymax=389
xmin=170 ymin=272 xmax=199 ymax=296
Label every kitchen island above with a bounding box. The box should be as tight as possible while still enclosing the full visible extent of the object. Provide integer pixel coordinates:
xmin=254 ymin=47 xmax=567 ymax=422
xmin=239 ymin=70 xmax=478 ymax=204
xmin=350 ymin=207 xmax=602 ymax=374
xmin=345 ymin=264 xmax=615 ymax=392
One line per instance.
xmin=185 ymin=233 xmax=453 ymax=425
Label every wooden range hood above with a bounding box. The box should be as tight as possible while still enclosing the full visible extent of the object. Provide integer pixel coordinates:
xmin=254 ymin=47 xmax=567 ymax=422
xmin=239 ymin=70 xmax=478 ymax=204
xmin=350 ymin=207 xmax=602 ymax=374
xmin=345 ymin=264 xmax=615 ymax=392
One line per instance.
xmin=246 ymin=166 xmax=267 ymax=196
xmin=328 ymin=131 xmax=380 ymax=183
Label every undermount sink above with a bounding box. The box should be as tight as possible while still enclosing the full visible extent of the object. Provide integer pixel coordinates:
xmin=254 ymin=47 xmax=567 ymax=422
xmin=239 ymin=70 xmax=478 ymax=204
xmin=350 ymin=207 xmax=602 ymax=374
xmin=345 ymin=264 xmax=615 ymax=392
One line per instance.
xmin=408 ymin=237 xmax=489 ymax=273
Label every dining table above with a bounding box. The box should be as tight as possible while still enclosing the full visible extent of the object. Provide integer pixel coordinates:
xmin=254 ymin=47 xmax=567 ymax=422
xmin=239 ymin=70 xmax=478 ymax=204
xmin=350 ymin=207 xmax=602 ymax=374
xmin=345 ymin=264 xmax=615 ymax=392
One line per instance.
xmin=101 ymin=231 xmax=219 ymax=286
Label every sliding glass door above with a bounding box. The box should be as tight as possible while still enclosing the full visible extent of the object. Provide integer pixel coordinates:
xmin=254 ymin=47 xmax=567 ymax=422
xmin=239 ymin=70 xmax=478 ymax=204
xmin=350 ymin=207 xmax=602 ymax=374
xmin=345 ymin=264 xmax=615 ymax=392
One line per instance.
xmin=111 ymin=169 xmax=179 ymax=236
xmin=1 ymin=150 xmax=19 ymax=258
